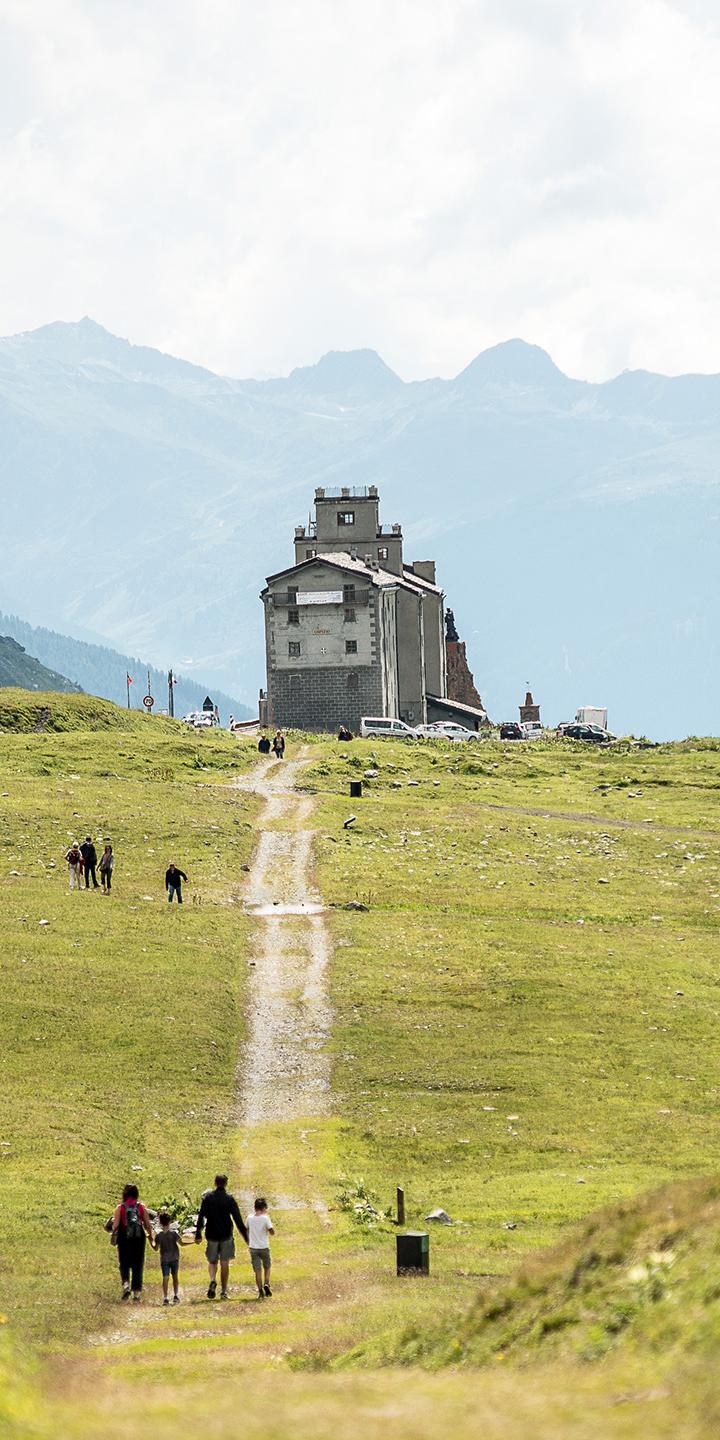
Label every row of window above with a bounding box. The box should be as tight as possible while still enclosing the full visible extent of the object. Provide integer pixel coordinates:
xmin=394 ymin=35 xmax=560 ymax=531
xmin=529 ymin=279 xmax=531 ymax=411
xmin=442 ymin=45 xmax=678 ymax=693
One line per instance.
xmin=299 ymin=544 xmax=390 ymax=561
xmin=288 ymin=640 xmax=358 ymax=656
xmin=288 ymin=607 xmax=356 ymax=624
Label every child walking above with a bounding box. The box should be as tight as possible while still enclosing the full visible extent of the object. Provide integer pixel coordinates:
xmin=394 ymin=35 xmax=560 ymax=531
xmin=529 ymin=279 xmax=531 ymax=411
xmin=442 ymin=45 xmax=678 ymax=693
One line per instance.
xmin=156 ymin=1212 xmax=192 ymax=1304
xmin=247 ymin=1197 xmax=274 ymax=1298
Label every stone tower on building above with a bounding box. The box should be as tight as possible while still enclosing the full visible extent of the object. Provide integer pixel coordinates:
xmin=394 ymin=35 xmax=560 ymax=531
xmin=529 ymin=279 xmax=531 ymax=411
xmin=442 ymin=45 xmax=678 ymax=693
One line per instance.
xmin=260 ymin=488 xmax=487 ymax=733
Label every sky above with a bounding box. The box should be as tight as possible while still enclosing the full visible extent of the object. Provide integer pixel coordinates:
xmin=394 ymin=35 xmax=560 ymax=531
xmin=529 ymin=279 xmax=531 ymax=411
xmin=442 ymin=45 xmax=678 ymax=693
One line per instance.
xmin=1 ymin=0 xmax=720 ymax=382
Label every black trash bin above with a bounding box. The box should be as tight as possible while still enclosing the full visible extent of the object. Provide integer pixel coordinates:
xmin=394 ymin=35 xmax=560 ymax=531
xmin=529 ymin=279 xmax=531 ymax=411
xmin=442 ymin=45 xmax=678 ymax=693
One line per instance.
xmin=396 ymin=1230 xmax=429 ymax=1276
xmin=349 ymin=780 xmax=363 ymax=798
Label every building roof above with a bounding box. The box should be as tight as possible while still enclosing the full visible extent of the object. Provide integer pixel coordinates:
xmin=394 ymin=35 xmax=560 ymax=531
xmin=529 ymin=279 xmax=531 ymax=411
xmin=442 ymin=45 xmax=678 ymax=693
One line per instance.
xmin=262 ymin=552 xmax=426 ymax=597
xmin=402 ymin=565 xmax=443 ymax=596
xmin=426 ymin=694 xmax=489 ymax=723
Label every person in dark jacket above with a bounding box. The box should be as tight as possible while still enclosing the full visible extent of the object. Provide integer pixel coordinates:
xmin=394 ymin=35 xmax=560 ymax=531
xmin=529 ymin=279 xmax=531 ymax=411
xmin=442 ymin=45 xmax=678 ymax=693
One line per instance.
xmin=81 ymin=835 xmax=99 ymax=889
xmin=257 ymin=734 xmax=271 ymax=755
xmin=166 ymin=863 xmax=189 ymax=904
xmin=272 ymin=731 xmax=285 ymax=759
xmin=195 ymin=1173 xmax=248 ymax=1299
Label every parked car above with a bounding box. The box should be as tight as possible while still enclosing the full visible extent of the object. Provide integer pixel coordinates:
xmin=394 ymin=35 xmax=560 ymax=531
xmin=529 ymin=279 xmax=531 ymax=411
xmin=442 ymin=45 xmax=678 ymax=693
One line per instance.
xmin=415 ymin=721 xmax=477 ymax=742
xmin=360 ymin=716 xmax=418 ymax=738
xmin=520 ymin=721 xmax=544 ymax=741
xmin=182 ymin=709 xmax=219 ymax=729
xmin=561 ymin=723 xmax=613 ymax=744
xmin=499 ymin=722 xmax=523 ymax=740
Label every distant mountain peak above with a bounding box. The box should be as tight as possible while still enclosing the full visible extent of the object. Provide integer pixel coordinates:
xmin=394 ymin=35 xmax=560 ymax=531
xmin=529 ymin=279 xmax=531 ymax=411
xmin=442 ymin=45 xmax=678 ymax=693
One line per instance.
xmin=456 ymin=338 xmax=569 ymax=388
xmin=283 ymin=347 xmax=402 ymax=394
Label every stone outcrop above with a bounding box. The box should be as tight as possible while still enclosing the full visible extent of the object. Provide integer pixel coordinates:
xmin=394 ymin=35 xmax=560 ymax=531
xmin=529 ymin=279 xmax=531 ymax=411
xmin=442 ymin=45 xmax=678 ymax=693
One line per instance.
xmin=445 ymin=610 xmax=485 ymax=710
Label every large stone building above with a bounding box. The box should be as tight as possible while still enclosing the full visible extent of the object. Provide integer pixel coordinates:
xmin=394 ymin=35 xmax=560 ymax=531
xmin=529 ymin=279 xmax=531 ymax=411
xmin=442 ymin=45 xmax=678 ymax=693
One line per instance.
xmin=261 ymin=486 xmax=487 ymax=733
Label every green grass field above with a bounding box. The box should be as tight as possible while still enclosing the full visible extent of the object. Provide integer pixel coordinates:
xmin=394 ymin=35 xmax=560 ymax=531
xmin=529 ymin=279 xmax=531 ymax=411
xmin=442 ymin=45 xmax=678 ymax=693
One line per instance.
xmin=2 ymin=698 xmax=720 ymax=1437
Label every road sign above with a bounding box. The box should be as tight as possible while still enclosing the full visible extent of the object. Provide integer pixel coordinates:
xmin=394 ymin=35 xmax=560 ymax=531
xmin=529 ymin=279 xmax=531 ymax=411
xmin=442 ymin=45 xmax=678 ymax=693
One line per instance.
xmin=143 ymin=695 xmax=154 ymax=709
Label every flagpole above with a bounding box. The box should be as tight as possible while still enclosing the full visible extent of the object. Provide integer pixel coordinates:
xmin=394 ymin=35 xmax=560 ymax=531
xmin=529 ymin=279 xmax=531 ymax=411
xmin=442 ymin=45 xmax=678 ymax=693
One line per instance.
xmin=168 ymin=668 xmax=175 ymax=718
xmin=126 ymin=674 xmax=131 ymax=709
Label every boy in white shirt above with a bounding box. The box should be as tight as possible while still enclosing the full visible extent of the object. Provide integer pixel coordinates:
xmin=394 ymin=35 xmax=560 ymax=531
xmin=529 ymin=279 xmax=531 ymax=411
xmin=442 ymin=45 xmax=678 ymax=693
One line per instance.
xmin=246 ymin=1197 xmax=274 ymax=1298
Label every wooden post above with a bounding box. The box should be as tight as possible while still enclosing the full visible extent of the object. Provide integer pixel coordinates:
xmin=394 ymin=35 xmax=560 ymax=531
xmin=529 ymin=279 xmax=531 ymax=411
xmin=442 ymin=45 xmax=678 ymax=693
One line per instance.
xmin=397 ymin=1186 xmax=405 ymax=1226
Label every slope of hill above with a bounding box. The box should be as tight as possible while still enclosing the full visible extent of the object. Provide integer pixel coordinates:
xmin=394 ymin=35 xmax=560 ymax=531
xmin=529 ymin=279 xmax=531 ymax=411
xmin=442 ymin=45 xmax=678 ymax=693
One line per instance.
xmin=0 ymin=635 xmax=80 ymax=693
xmin=0 ymin=612 xmax=251 ymax=722
xmin=0 ymin=317 xmax=718 ymax=737
xmin=1 ymin=722 xmax=719 ymax=1439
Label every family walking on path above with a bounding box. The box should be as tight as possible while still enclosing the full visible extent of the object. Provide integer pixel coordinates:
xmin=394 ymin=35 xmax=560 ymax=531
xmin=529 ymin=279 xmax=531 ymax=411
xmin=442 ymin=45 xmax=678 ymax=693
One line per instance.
xmin=110 ymin=1175 xmax=275 ymax=1304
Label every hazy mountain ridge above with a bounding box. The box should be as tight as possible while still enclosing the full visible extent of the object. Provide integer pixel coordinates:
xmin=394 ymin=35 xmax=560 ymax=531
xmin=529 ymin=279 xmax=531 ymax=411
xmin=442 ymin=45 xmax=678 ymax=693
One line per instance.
xmin=0 ymin=614 xmax=251 ymax=722
xmin=0 ymin=318 xmax=718 ymax=736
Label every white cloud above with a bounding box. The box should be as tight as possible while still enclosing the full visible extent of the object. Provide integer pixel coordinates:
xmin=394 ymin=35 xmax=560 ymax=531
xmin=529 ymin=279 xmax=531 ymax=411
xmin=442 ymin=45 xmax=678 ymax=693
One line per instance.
xmin=1 ymin=0 xmax=719 ymax=381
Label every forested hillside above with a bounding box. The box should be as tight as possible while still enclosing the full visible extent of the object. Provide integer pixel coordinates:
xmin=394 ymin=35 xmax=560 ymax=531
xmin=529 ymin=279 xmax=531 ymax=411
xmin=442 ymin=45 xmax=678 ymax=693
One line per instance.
xmin=0 ymin=612 xmax=251 ymax=722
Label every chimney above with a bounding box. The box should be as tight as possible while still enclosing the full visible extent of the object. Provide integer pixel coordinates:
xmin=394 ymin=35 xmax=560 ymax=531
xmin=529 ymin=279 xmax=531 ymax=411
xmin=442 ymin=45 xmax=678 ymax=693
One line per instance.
xmin=315 ymin=487 xmax=325 ymax=498
xmin=391 ymin=523 xmax=401 ymax=535
xmin=412 ymin=560 xmax=436 ymax=584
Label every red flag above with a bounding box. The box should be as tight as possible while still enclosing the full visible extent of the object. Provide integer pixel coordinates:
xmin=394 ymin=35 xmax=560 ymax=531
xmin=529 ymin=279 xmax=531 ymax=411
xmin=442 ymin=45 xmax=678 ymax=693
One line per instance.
xmin=127 ymin=674 xmax=133 ymax=684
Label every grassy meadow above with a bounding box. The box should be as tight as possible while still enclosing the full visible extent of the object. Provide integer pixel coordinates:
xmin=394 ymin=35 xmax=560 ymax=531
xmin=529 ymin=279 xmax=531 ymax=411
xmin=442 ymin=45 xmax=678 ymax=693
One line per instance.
xmin=0 ymin=693 xmax=260 ymax=1344
xmin=2 ymin=698 xmax=720 ymax=1437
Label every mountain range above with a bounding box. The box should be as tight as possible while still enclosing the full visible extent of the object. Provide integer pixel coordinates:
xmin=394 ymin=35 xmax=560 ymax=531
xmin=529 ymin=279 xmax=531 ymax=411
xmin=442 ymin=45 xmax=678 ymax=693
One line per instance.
xmin=0 ymin=613 xmax=250 ymax=722
xmin=1 ymin=317 xmax=718 ymax=738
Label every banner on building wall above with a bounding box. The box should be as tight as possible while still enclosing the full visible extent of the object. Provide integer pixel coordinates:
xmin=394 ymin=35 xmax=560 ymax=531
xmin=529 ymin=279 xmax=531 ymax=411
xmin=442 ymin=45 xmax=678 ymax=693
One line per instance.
xmin=297 ymin=590 xmax=343 ymax=605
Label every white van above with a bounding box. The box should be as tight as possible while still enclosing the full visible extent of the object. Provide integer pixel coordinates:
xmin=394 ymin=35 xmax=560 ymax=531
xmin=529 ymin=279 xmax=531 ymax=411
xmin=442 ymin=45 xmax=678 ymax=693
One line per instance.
xmin=360 ymin=716 xmax=418 ymax=738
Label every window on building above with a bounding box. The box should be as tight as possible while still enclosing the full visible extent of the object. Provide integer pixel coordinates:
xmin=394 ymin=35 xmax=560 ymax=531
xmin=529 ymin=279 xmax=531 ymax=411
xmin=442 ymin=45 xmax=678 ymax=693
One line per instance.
xmin=288 ymin=641 xmax=301 ymax=657
xmin=345 ymin=639 xmax=358 ymax=655
xmin=347 ymin=673 xmax=359 ymax=692
xmin=338 ymin=511 xmax=355 ymax=526
xmin=287 ymin=586 xmax=298 ymax=602
xmin=305 ymin=548 xmax=316 ymax=559
xmin=343 ymin=584 xmax=356 ymax=603
xmin=288 ymin=609 xmax=300 ymax=625
xmin=344 ymin=607 xmax=356 ymax=623
xmin=378 ymin=546 xmax=388 ymax=561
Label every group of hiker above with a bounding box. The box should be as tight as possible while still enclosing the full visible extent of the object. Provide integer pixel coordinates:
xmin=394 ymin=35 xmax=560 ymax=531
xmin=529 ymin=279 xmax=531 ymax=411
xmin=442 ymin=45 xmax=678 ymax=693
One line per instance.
xmin=111 ymin=1175 xmax=274 ymax=1305
xmin=64 ymin=842 xmax=190 ymax=902
xmin=64 ymin=837 xmax=114 ymax=892
xmin=257 ymin=730 xmax=285 ymax=758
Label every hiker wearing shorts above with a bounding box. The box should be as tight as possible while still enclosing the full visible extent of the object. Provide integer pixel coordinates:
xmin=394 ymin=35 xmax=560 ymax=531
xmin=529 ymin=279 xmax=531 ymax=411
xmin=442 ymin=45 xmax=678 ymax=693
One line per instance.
xmin=194 ymin=1173 xmax=248 ymax=1300
xmin=111 ymin=1182 xmax=155 ymax=1302
xmin=246 ymin=1197 xmax=274 ymax=1299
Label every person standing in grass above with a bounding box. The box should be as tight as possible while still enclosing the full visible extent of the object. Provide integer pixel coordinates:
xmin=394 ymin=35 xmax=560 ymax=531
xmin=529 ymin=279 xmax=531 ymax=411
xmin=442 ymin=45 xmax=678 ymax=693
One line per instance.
xmin=81 ymin=834 xmax=99 ymax=889
xmin=246 ymin=1197 xmax=274 ymax=1299
xmin=155 ymin=1212 xmax=192 ymax=1305
xmin=65 ymin=841 xmax=84 ymax=890
xmin=194 ymin=1173 xmax=248 ymax=1300
xmin=272 ymin=731 xmax=285 ymax=759
xmin=99 ymin=842 xmax=114 ymax=893
xmin=111 ymin=1182 xmax=155 ymax=1302
xmin=166 ymin=862 xmax=189 ymax=904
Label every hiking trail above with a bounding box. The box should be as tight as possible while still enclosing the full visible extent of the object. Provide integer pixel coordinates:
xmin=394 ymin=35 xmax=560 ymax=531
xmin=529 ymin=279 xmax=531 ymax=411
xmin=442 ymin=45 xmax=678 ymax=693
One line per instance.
xmin=234 ymin=750 xmax=332 ymax=1127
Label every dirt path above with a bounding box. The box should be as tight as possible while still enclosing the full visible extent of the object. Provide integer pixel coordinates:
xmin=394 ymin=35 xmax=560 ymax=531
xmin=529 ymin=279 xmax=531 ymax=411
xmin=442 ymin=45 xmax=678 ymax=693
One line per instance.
xmin=233 ymin=752 xmax=332 ymax=1128
xmin=472 ymin=797 xmax=719 ymax=839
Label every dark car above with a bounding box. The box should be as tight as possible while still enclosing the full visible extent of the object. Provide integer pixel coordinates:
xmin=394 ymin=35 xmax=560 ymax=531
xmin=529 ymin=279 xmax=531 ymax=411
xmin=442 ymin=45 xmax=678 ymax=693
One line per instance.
xmin=499 ymin=722 xmax=523 ymax=740
xmin=562 ymin=724 xmax=611 ymax=744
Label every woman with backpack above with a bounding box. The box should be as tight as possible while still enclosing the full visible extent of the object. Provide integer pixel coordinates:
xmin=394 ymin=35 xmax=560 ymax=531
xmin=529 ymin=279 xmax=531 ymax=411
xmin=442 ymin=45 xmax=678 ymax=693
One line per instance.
xmin=111 ymin=1182 xmax=155 ymax=1301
